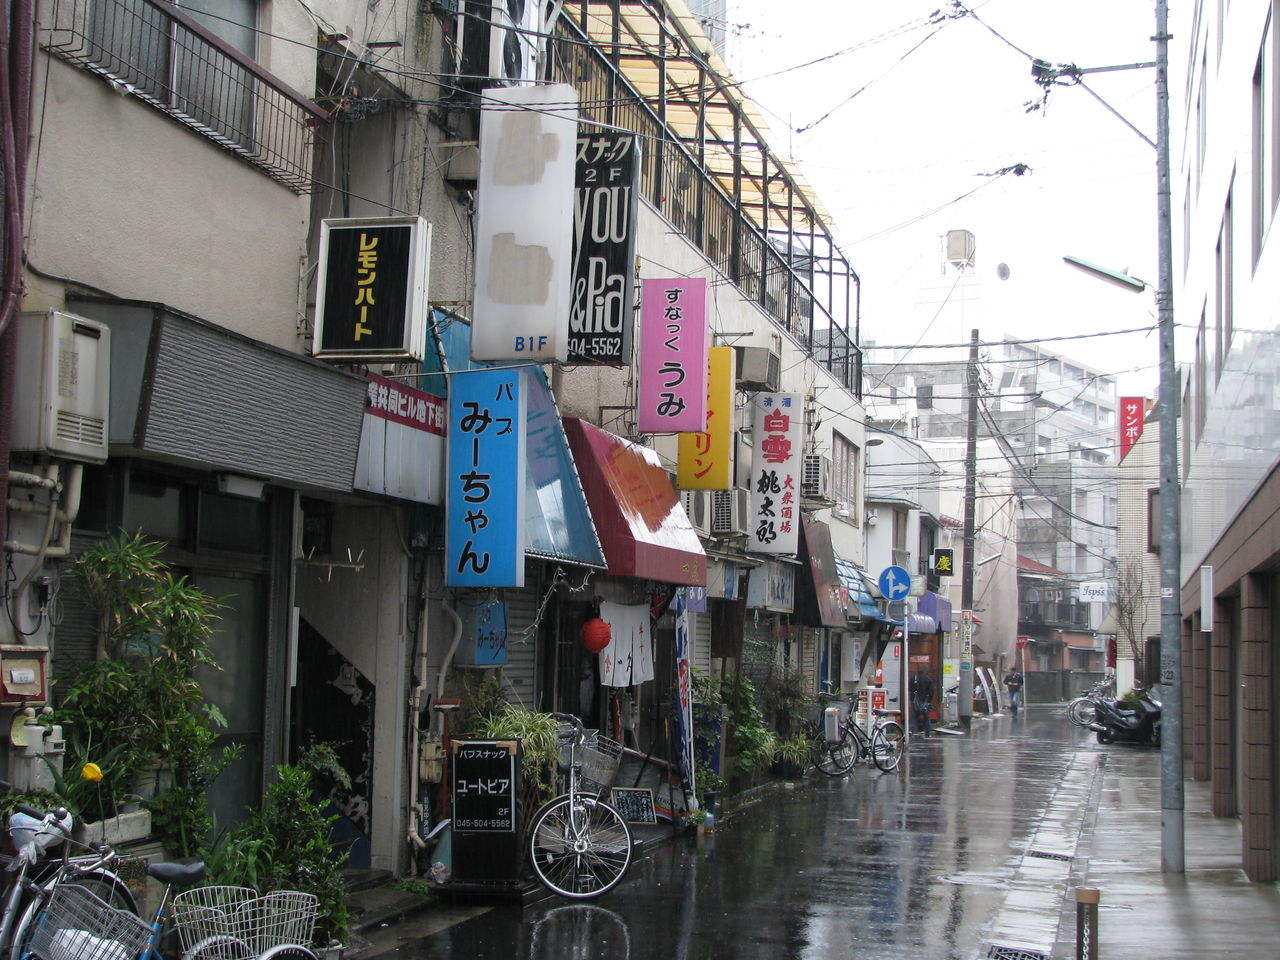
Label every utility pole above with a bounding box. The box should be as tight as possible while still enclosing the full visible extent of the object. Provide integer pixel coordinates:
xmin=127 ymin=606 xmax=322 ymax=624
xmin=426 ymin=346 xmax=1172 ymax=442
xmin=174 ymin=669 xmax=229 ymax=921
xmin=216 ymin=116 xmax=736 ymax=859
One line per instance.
xmin=1154 ymin=0 xmax=1184 ymax=875
xmin=959 ymin=328 xmax=978 ymax=730
xmin=1035 ymin=0 xmax=1182 ymax=872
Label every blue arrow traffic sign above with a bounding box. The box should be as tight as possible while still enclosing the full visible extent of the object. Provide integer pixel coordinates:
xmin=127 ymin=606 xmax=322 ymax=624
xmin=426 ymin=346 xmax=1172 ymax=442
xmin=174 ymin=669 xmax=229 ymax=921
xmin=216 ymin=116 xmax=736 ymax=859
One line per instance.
xmin=878 ymin=565 xmax=912 ymax=602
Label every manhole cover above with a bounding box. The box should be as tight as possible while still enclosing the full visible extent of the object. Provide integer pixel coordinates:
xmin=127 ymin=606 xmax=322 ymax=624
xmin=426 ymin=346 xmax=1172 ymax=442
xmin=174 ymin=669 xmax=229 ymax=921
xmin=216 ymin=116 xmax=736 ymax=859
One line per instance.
xmin=987 ymin=947 xmax=1050 ymax=960
xmin=1026 ymin=849 xmax=1072 ymax=862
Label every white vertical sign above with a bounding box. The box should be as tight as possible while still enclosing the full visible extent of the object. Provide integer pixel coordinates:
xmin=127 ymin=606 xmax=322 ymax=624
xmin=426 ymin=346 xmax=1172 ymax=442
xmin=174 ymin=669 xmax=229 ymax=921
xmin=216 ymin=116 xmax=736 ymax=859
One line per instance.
xmin=747 ymin=393 xmax=803 ymax=555
xmin=1200 ymin=565 xmax=1213 ymax=632
xmin=472 ymin=84 xmax=579 ymax=362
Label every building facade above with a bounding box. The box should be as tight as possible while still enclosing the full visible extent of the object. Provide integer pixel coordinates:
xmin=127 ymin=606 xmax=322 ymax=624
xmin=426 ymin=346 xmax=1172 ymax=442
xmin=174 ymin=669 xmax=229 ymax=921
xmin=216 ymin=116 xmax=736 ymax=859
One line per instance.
xmin=0 ymin=0 xmax=875 ymax=880
xmin=1171 ymin=0 xmax=1280 ymax=882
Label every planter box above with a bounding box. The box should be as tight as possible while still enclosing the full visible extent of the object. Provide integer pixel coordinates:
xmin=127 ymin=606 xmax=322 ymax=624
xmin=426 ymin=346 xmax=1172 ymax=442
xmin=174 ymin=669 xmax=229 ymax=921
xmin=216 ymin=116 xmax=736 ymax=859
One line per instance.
xmin=77 ymin=808 xmax=151 ymax=846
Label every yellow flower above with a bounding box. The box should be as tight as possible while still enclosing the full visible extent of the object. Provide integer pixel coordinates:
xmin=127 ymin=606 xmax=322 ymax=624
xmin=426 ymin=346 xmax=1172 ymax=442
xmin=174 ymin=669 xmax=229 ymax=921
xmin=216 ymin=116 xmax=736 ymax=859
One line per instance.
xmin=81 ymin=762 xmax=103 ymax=783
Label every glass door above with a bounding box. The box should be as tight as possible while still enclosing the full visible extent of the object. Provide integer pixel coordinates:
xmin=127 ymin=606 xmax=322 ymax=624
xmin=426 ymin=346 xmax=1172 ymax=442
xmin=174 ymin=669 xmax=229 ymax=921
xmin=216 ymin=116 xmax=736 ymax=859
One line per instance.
xmin=194 ymin=574 xmax=267 ymax=831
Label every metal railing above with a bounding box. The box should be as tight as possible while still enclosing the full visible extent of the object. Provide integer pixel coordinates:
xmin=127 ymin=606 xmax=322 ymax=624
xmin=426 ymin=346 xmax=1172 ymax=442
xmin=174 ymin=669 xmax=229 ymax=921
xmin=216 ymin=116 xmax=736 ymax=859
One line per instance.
xmin=43 ymin=0 xmax=326 ymax=192
xmin=551 ymin=14 xmax=861 ymax=396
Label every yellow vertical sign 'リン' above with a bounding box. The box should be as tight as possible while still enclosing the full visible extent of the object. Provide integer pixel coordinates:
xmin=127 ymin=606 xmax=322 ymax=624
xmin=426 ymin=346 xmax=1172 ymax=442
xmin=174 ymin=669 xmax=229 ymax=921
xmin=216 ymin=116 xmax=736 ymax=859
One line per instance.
xmin=676 ymin=346 xmax=734 ymax=489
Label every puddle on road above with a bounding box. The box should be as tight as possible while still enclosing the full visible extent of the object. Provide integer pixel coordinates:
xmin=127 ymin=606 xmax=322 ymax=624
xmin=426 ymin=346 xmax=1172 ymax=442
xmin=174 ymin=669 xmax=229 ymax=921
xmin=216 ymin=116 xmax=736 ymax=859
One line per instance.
xmin=938 ymin=872 xmax=1011 ymax=889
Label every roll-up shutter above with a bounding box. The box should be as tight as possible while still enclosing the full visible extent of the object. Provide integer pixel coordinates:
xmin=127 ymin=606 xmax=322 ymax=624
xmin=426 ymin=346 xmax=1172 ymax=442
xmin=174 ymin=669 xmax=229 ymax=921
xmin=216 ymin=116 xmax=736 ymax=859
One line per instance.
xmin=498 ymin=565 xmax=542 ymax=708
xmin=691 ymin=608 xmax=712 ymax=677
xmin=800 ymin=627 xmax=821 ymax=690
xmin=49 ymin=532 xmax=108 ymax=683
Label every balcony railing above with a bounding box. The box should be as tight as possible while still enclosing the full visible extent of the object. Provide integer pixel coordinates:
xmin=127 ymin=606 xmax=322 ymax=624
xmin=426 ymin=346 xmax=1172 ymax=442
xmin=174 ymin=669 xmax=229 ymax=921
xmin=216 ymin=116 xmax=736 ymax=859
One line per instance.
xmin=43 ymin=0 xmax=327 ymax=192
xmin=550 ymin=5 xmax=862 ymax=397
xmin=1019 ymin=601 xmax=1091 ymax=629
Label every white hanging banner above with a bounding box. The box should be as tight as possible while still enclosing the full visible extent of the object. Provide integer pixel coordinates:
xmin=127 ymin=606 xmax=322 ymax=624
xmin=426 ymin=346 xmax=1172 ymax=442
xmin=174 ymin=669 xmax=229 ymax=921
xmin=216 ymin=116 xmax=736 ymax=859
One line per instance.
xmin=597 ymin=601 xmax=652 ymax=686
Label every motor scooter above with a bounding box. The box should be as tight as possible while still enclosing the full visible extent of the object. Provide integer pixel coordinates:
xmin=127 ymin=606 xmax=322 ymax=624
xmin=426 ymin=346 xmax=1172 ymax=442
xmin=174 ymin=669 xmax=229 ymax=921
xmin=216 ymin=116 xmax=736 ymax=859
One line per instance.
xmin=1088 ymin=689 xmax=1161 ymax=745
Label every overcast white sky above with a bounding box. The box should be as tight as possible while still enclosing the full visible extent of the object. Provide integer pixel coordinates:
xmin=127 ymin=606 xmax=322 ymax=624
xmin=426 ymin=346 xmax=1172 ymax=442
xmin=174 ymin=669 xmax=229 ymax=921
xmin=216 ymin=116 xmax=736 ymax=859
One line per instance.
xmin=724 ymin=0 xmax=1184 ymax=398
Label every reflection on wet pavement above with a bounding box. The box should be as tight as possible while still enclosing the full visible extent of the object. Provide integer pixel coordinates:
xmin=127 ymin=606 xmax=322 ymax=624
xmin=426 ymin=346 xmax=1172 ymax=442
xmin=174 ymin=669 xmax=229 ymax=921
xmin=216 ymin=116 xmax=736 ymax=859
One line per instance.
xmin=369 ymin=712 xmax=1100 ymax=960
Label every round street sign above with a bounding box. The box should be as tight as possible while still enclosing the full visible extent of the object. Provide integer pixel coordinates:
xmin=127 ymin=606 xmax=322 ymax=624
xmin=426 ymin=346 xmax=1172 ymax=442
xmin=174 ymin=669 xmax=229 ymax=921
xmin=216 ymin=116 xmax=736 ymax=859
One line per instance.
xmin=878 ymin=565 xmax=912 ymax=602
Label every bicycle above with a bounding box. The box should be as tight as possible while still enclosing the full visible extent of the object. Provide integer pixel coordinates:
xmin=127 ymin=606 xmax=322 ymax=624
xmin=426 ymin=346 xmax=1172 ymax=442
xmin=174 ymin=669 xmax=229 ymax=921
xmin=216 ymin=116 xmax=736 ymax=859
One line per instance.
xmin=804 ymin=695 xmax=907 ymax=775
xmin=4 ymin=798 xmax=319 ymax=960
xmin=0 ymin=787 xmax=140 ymax=959
xmin=526 ymin=713 xmax=633 ymax=899
xmin=1067 ymin=677 xmax=1115 ymax=726
xmin=25 ymin=874 xmax=320 ymax=960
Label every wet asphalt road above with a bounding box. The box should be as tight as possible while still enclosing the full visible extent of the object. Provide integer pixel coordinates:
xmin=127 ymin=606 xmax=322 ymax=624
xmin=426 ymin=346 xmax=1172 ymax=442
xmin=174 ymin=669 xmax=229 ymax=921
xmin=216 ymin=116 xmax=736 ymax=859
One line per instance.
xmin=370 ymin=708 xmax=1110 ymax=960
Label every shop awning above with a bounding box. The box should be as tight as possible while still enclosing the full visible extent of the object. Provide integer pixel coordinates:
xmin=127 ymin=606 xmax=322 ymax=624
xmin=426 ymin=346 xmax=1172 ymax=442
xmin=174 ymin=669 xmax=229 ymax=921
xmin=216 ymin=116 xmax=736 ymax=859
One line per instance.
xmin=918 ymin=592 xmax=953 ymax=632
xmin=563 ymin=418 xmax=707 ymax=586
xmin=72 ymin=296 xmax=368 ymax=492
xmin=908 ymin=613 xmax=937 ymax=634
xmin=798 ymin=515 xmax=845 ymax=627
xmin=834 ymin=556 xmax=883 ymax=624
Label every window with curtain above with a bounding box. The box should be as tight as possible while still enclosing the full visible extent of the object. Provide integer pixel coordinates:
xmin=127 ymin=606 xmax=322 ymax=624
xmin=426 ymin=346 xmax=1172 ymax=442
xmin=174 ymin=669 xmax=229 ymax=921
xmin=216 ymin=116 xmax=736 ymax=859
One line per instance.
xmin=831 ymin=432 xmax=859 ymax=518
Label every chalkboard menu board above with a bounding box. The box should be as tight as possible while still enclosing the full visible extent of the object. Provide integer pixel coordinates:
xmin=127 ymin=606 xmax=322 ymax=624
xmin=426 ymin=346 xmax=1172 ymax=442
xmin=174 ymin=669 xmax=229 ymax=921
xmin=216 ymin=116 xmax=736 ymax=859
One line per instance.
xmin=452 ymin=740 xmax=518 ymax=832
xmin=609 ymin=787 xmax=657 ymax=824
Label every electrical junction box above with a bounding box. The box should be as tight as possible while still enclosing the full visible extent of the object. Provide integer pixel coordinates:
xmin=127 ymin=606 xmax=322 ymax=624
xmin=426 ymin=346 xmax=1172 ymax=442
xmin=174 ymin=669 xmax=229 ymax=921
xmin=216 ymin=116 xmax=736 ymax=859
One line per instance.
xmin=0 ymin=646 xmax=49 ymax=705
xmin=11 ymin=311 xmax=110 ymax=463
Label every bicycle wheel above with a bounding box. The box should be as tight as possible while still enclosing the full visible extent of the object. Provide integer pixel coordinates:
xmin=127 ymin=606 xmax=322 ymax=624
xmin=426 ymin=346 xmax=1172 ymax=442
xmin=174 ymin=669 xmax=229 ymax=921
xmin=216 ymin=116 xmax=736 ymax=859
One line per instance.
xmin=1067 ymin=697 xmax=1096 ymax=726
xmin=181 ymin=934 xmax=256 ymax=960
xmin=871 ymin=721 xmax=907 ymax=771
xmin=813 ymin=725 xmax=857 ymax=776
xmin=258 ymin=947 xmax=320 ymax=960
xmin=528 ymin=795 xmax=633 ymax=899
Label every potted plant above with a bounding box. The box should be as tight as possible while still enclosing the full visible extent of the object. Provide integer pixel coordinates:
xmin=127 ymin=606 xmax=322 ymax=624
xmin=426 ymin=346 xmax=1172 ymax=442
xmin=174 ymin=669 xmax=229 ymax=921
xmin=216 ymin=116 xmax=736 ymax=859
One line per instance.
xmin=54 ymin=531 xmax=233 ymax=855
xmin=721 ymin=673 xmax=776 ymax=788
xmin=204 ymin=745 xmax=352 ymax=953
xmin=771 ymin=733 xmax=812 ymax=780
xmin=465 ymin=701 xmax=562 ymax=816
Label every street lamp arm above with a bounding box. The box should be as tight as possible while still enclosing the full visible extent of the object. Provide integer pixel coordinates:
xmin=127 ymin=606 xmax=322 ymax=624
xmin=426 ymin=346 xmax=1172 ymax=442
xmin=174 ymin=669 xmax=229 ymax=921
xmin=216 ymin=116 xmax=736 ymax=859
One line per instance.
xmin=1062 ymin=255 xmax=1150 ymax=292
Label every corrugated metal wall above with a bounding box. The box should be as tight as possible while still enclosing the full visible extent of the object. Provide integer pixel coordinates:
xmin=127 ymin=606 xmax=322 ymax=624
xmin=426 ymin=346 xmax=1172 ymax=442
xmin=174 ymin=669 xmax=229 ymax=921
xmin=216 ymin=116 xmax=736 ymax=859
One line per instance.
xmin=139 ymin=311 xmax=367 ymax=490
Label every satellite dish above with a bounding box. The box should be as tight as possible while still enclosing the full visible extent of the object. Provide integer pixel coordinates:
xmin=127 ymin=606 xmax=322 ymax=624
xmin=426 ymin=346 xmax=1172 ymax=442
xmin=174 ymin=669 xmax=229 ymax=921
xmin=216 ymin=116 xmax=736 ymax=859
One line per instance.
xmin=996 ymin=263 xmax=1011 ymax=280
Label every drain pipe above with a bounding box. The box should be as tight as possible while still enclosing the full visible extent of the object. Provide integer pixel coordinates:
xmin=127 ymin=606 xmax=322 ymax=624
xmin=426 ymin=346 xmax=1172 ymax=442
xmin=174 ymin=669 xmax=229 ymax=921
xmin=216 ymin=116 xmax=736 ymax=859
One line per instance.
xmin=5 ymin=462 xmax=84 ymax=558
xmin=4 ymin=464 xmax=84 ymax=631
xmin=407 ymin=603 xmax=462 ymax=862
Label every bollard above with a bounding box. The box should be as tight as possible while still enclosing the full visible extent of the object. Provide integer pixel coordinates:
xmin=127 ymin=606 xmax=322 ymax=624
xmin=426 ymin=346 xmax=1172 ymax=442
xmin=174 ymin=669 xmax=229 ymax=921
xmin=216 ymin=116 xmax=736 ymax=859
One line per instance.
xmin=1075 ymin=886 xmax=1100 ymax=960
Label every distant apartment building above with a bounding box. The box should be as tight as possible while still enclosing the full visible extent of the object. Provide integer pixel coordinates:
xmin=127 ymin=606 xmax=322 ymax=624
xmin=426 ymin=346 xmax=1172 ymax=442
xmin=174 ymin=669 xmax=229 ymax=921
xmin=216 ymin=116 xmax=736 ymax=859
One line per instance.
xmin=865 ymin=338 xmax=1117 ymax=677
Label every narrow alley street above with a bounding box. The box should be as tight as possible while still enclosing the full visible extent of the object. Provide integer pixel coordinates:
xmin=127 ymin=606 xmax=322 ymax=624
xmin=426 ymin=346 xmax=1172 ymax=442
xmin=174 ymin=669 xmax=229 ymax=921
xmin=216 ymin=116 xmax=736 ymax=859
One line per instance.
xmin=363 ymin=708 xmax=1109 ymax=960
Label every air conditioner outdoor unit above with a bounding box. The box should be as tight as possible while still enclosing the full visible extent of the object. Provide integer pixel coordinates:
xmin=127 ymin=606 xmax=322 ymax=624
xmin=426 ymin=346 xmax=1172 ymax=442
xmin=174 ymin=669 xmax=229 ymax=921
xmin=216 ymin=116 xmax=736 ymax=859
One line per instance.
xmin=711 ymin=487 xmax=751 ymax=538
xmin=801 ymin=454 xmax=832 ymax=500
xmin=681 ymin=490 xmax=712 ymax=538
xmin=11 ymin=311 xmax=110 ymax=464
xmin=734 ymin=345 xmax=781 ymax=391
xmin=455 ymin=0 xmax=539 ymax=85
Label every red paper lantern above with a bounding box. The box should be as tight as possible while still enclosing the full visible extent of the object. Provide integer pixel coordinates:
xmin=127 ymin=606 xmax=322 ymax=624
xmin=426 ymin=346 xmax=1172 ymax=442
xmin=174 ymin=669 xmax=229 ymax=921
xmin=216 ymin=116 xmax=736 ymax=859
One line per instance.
xmin=581 ymin=617 xmax=611 ymax=654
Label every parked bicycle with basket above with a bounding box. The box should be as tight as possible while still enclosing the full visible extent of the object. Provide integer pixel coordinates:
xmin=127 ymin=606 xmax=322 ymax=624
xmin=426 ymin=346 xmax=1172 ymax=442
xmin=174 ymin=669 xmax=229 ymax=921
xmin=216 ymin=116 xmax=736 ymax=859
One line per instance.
xmin=526 ymin=713 xmax=633 ymax=900
xmin=1 ymin=789 xmax=322 ymax=960
xmin=801 ymin=693 xmax=907 ymax=775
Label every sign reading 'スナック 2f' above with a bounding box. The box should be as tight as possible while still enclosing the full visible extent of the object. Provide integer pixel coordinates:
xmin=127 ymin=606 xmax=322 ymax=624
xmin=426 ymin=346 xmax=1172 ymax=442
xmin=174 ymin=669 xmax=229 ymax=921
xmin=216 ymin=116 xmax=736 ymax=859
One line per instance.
xmin=569 ymin=131 xmax=639 ymax=364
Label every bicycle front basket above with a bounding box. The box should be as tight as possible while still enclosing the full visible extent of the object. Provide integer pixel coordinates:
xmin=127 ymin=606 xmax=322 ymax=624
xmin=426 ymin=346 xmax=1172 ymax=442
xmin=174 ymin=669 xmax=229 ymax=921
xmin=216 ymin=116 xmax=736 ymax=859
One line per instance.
xmin=172 ymin=885 xmax=319 ymax=955
xmin=29 ymin=883 xmax=152 ymax=960
xmin=577 ymin=732 xmax=623 ymax=796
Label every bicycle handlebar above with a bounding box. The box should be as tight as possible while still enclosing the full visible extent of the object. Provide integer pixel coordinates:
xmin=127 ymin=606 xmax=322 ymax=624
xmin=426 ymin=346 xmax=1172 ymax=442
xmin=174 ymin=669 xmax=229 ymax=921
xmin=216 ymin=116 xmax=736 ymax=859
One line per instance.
xmin=14 ymin=803 xmax=60 ymax=822
xmin=550 ymin=712 xmax=585 ymax=744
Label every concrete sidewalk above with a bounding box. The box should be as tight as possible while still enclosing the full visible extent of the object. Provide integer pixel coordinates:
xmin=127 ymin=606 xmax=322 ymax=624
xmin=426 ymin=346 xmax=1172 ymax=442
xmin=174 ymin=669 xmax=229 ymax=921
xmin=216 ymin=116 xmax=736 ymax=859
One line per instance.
xmin=1052 ymin=748 xmax=1280 ymax=959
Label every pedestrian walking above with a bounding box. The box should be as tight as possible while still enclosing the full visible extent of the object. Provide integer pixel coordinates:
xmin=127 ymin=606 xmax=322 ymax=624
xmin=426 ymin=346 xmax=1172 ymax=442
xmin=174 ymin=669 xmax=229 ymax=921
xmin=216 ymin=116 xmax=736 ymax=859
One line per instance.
xmin=1003 ymin=667 xmax=1024 ymax=717
xmin=910 ymin=667 xmax=934 ymax=736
